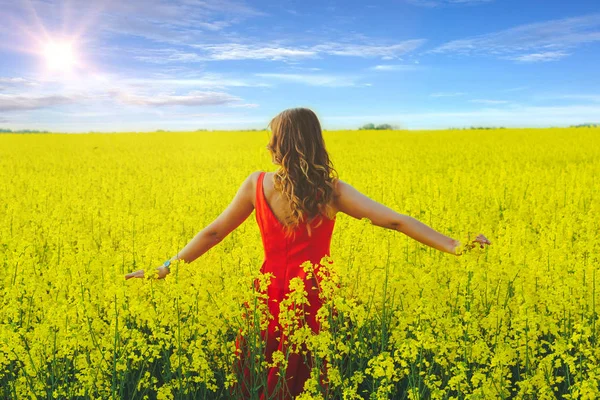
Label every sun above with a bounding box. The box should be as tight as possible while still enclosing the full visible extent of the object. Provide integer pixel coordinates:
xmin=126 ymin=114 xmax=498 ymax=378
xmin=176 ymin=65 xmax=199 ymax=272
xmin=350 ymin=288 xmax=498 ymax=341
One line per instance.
xmin=43 ymin=40 xmax=78 ymax=71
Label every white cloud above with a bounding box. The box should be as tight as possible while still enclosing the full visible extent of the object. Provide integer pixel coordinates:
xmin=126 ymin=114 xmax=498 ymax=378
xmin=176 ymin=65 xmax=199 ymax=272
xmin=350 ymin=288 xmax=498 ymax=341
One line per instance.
xmin=289 ymin=66 xmax=322 ymax=71
xmin=0 ymin=94 xmax=81 ymax=111
xmin=508 ymin=51 xmax=570 ymax=63
xmin=430 ymin=92 xmax=466 ymax=97
xmin=133 ymin=40 xmax=427 ymax=63
xmin=124 ymin=74 xmax=271 ymax=89
xmin=227 ymin=102 xmax=260 ymax=108
xmin=133 ymin=49 xmax=207 ymax=63
xmin=370 ymin=64 xmax=419 ymax=71
xmin=311 ymin=40 xmax=426 ymax=58
xmin=2 ymin=0 xmax=266 ymax=48
xmin=0 ymin=77 xmax=39 ymax=92
xmin=0 ymin=71 xmax=260 ymax=115
xmin=469 ymin=99 xmax=509 ymax=104
xmin=192 ymin=44 xmax=317 ymax=61
xmin=135 ymin=47 xmax=317 ymax=63
xmin=430 ymin=13 xmax=600 ymax=61
xmin=0 ymin=77 xmax=36 ymax=85
xmin=154 ymin=111 xmax=230 ymax=118
xmin=107 ymin=90 xmax=242 ymax=107
xmin=255 ymin=73 xmax=359 ymax=87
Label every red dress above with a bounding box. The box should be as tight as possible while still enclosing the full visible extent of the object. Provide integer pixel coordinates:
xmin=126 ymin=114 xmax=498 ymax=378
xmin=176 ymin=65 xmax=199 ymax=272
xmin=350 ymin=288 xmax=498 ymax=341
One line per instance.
xmin=233 ymin=171 xmax=336 ymax=399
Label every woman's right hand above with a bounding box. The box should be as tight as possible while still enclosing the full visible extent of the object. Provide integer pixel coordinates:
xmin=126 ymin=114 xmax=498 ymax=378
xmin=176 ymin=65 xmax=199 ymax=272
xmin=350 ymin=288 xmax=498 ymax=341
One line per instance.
xmin=472 ymin=233 xmax=491 ymax=249
xmin=454 ymin=233 xmax=491 ymax=255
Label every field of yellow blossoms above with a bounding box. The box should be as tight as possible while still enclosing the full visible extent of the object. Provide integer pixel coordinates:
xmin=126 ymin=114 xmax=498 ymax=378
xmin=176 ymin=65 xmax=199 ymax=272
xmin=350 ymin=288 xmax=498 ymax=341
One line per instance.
xmin=1 ymin=127 xmax=599 ymax=399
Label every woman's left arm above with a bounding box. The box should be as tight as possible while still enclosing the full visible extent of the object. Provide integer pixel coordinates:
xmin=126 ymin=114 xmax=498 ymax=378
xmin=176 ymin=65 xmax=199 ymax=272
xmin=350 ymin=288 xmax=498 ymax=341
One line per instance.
xmin=125 ymin=172 xmax=258 ymax=280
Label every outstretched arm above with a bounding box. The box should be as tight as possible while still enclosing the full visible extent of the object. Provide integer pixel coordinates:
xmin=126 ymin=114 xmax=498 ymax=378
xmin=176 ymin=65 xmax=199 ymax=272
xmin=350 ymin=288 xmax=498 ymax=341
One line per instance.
xmin=333 ymin=179 xmax=490 ymax=255
xmin=125 ymin=172 xmax=258 ymax=280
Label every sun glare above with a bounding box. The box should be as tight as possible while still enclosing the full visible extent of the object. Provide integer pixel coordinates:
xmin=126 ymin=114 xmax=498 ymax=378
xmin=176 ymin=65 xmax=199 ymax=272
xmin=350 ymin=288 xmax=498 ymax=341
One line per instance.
xmin=43 ymin=41 xmax=78 ymax=71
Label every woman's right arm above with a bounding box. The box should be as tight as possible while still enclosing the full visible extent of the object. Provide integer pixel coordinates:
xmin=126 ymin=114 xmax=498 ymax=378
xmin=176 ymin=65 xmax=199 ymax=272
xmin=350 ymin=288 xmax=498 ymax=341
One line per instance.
xmin=333 ymin=179 xmax=489 ymax=255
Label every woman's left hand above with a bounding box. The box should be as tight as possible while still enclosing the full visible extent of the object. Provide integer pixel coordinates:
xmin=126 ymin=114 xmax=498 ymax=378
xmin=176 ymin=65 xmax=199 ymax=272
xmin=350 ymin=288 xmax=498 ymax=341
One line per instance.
xmin=125 ymin=266 xmax=169 ymax=280
xmin=125 ymin=269 xmax=145 ymax=280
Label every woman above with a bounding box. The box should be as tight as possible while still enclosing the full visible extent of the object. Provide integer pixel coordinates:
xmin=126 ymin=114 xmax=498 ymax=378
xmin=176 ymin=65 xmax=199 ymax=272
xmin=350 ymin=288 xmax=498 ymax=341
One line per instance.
xmin=125 ymin=107 xmax=491 ymax=398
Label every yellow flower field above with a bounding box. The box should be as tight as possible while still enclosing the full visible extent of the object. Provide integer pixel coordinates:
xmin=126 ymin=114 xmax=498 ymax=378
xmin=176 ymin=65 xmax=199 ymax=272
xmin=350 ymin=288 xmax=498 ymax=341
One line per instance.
xmin=1 ymin=127 xmax=599 ymax=399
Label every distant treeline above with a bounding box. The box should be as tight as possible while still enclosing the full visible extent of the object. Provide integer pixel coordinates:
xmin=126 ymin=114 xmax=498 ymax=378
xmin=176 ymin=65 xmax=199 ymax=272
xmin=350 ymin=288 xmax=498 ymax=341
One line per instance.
xmin=0 ymin=128 xmax=50 ymax=133
xmin=570 ymin=123 xmax=599 ymax=128
xmin=358 ymin=123 xmax=399 ymax=130
xmin=361 ymin=124 xmax=508 ymax=130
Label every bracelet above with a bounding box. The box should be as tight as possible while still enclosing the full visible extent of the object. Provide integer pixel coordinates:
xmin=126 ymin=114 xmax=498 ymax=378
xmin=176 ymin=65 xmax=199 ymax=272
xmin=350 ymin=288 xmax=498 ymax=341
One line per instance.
xmin=163 ymin=259 xmax=172 ymax=272
xmin=163 ymin=253 xmax=181 ymax=272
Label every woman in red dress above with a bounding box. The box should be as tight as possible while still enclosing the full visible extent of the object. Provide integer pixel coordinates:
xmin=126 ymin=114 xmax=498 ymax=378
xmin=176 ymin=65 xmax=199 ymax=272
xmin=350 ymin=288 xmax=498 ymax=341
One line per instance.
xmin=125 ymin=108 xmax=491 ymax=398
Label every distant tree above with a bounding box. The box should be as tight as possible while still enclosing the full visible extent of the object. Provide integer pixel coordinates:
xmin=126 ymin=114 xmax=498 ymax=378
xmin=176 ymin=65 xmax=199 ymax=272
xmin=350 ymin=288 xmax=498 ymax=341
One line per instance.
xmin=571 ymin=123 xmax=599 ymax=128
xmin=0 ymin=128 xmax=50 ymax=133
xmin=468 ymin=126 xmax=506 ymax=130
xmin=358 ymin=123 xmax=376 ymax=130
xmin=358 ymin=123 xmax=400 ymax=130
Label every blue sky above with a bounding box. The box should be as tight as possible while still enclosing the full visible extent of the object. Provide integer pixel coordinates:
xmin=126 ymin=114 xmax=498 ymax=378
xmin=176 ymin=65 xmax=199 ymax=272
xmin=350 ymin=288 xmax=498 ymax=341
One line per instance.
xmin=1 ymin=0 xmax=599 ymax=132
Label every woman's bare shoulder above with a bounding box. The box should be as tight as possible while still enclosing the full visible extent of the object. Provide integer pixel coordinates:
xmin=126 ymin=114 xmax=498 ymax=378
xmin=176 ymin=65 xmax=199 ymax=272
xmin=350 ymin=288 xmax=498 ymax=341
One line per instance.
xmin=247 ymin=170 xmax=264 ymax=192
xmin=250 ymin=170 xmax=263 ymax=181
xmin=331 ymin=177 xmax=347 ymax=198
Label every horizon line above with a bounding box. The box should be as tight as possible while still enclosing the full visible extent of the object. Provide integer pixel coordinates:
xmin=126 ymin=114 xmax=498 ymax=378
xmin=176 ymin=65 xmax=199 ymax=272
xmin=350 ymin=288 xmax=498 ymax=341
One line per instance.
xmin=1 ymin=124 xmax=599 ymax=134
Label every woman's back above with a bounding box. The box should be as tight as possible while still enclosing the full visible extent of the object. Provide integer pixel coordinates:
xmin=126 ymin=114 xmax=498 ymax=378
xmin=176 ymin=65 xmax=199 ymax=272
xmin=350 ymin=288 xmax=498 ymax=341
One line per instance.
xmin=255 ymin=171 xmax=336 ymax=283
